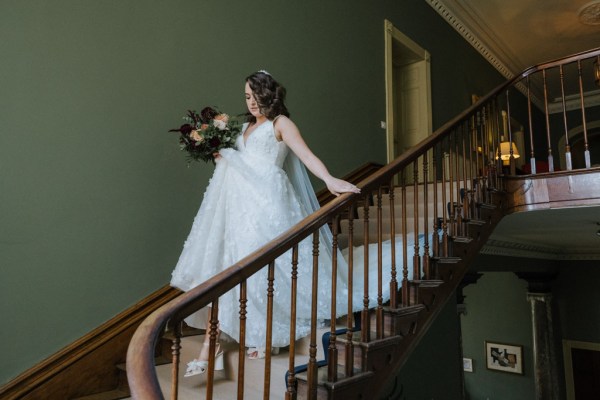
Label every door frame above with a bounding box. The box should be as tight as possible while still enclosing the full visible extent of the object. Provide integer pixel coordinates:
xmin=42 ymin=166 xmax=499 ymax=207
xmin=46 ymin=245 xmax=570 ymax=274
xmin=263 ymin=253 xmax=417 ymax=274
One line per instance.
xmin=384 ymin=19 xmax=432 ymax=164
xmin=563 ymin=339 xmax=600 ymax=400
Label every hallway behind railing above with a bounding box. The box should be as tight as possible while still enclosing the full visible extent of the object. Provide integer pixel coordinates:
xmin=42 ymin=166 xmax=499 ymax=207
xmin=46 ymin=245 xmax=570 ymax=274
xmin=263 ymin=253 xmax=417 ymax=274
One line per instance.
xmin=126 ymin=47 xmax=600 ymax=400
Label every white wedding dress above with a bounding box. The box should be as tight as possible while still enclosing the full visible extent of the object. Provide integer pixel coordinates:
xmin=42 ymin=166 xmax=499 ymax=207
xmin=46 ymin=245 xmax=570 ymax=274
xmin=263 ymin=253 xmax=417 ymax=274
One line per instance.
xmin=170 ymin=120 xmax=417 ymax=348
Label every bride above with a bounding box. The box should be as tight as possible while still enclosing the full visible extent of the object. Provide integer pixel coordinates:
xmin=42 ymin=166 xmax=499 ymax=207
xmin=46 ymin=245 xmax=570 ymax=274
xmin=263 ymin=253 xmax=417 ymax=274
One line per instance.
xmin=170 ymin=70 xmax=361 ymax=377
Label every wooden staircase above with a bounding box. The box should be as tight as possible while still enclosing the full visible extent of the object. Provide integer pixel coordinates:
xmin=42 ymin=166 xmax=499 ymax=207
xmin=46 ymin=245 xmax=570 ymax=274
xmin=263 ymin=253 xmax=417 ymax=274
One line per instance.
xmin=114 ymin=180 xmax=506 ymax=400
xmin=124 ymin=47 xmax=600 ymax=400
xmin=289 ymin=184 xmax=506 ymax=399
xmin=122 ymin=160 xmax=508 ymax=399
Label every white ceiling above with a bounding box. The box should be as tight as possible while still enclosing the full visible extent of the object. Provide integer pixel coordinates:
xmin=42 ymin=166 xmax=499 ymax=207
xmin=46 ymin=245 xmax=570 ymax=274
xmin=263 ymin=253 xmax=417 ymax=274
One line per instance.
xmin=483 ymin=206 xmax=600 ymax=260
xmin=428 ymin=0 xmax=600 ymax=261
xmin=427 ymin=0 xmax=600 ymax=78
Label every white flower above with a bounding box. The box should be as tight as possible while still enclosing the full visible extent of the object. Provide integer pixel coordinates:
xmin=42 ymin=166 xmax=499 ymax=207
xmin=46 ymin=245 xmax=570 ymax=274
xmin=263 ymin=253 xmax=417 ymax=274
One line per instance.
xmin=213 ymin=119 xmax=227 ymax=130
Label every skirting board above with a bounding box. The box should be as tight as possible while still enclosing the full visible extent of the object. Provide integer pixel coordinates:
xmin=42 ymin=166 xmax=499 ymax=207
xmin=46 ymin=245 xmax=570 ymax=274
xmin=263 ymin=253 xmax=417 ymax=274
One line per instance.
xmin=0 ymin=285 xmax=182 ymax=400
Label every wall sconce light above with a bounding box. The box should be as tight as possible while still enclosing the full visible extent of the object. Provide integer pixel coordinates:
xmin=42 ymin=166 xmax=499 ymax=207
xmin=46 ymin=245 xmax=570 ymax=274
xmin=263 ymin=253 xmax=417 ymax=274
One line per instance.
xmin=496 ymin=141 xmax=520 ymax=165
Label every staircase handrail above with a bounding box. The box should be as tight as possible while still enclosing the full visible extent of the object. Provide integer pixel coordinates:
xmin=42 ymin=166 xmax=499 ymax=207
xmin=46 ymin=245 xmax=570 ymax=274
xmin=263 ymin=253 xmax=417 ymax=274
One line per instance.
xmin=127 ymin=46 xmax=600 ymax=399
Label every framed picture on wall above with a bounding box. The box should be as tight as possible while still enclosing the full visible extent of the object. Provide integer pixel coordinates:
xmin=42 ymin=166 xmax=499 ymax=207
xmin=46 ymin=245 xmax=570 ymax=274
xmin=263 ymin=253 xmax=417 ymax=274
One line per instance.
xmin=485 ymin=341 xmax=524 ymax=374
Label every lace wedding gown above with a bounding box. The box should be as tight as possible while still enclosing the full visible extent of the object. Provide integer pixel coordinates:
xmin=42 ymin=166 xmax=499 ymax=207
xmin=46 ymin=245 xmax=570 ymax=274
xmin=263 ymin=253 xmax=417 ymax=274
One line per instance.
xmin=170 ymin=120 xmax=416 ymax=348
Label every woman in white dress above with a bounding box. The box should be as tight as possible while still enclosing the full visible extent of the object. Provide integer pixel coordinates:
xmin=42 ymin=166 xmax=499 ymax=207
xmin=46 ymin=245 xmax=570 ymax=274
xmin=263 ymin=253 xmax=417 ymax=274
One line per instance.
xmin=170 ymin=71 xmax=360 ymax=376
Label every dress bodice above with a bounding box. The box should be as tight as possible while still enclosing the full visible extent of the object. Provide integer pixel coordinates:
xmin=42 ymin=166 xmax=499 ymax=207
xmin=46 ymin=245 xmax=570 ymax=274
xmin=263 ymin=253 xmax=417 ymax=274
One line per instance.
xmin=238 ymin=120 xmax=289 ymax=168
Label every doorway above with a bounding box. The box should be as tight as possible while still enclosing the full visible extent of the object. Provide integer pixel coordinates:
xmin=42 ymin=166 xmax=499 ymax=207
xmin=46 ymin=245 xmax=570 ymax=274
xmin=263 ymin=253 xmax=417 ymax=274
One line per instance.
xmin=384 ymin=19 xmax=432 ymax=167
xmin=563 ymin=340 xmax=600 ymax=399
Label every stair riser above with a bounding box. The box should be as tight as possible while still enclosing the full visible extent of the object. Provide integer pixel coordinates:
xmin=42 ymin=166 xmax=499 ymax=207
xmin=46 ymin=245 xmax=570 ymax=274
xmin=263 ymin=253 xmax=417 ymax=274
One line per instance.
xmin=295 ymin=384 xmax=329 ymax=400
xmin=334 ymin=341 xmax=366 ymax=372
xmin=296 ymin=373 xmax=374 ymax=400
xmin=335 ymin=338 xmax=404 ymax=378
xmin=380 ymin=312 xmax=420 ymax=338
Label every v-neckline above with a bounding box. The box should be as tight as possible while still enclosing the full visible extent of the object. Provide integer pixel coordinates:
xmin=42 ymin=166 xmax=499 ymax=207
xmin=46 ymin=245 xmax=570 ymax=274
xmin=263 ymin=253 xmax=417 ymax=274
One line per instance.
xmin=243 ymin=120 xmax=270 ymax=146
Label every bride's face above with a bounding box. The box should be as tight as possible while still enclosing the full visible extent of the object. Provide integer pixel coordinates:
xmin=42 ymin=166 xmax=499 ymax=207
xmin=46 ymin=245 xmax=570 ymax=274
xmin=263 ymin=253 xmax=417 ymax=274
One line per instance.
xmin=245 ymin=82 xmax=262 ymax=118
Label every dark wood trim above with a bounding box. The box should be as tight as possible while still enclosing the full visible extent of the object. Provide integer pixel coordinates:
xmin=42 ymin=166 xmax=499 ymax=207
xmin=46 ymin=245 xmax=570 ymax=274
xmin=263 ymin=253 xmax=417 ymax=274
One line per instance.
xmin=0 ymin=285 xmax=182 ymax=400
xmin=504 ymin=168 xmax=600 ymax=214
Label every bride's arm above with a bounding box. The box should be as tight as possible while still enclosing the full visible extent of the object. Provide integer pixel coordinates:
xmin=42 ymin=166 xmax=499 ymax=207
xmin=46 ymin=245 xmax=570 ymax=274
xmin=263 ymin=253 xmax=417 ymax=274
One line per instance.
xmin=275 ymin=116 xmax=360 ymax=196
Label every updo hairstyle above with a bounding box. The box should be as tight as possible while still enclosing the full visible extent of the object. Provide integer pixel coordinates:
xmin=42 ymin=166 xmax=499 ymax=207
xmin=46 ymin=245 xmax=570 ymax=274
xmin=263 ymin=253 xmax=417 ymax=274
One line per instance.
xmin=245 ymin=71 xmax=290 ymax=123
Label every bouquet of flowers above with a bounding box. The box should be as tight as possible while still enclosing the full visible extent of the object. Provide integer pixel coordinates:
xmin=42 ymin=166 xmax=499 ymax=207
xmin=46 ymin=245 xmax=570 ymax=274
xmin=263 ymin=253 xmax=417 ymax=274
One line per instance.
xmin=169 ymin=107 xmax=242 ymax=164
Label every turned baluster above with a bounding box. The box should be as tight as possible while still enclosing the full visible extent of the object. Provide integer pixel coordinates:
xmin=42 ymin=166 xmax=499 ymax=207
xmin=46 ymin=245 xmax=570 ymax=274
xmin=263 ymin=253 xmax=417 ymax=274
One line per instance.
xmin=361 ymin=194 xmax=370 ymax=343
xmin=422 ymin=154 xmax=431 ymax=280
xmin=412 ymin=161 xmax=421 ymax=281
xmin=376 ymin=189 xmax=384 ymax=339
xmin=388 ymin=183 xmax=398 ymax=307
xmin=170 ymin=321 xmax=181 ymax=400
xmin=577 ymin=59 xmax=591 ymax=168
xmin=205 ymin=300 xmax=219 ymax=400
xmin=401 ymin=171 xmax=409 ymax=305
xmin=345 ymin=205 xmax=355 ymax=377
xmin=328 ymin=217 xmax=339 ymax=381
xmin=307 ymin=232 xmax=320 ymax=400
xmin=285 ymin=246 xmax=299 ymax=399
xmin=238 ymin=281 xmax=247 ymax=399
xmin=542 ymin=69 xmax=555 ymax=172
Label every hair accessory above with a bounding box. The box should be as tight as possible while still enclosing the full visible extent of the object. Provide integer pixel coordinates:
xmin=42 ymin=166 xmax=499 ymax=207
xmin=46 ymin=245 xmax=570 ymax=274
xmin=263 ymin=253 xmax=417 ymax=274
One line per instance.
xmin=258 ymin=70 xmax=271 ymax=76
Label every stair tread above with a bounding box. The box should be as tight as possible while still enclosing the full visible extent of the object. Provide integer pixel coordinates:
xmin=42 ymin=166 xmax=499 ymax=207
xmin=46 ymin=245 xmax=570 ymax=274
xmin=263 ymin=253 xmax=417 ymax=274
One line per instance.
xmin=433 ymin=256 xmax=462 ymax=263
xmin=295 ymin=363 xmax=374 ymax=385
xmin=72 ymin=389 xmax=130 ymax=400
xmin=410 ymin=280 xmax=444 ymax=288
xmin=336 ymin=331 xmax=403 ymax=348
xmin=452 ymin=235 xmax=473 ymax=243
xmin=467 ymin=218 xmax=487 ymax=225
xmin=383 ymin=304 xmax=426 ymax=315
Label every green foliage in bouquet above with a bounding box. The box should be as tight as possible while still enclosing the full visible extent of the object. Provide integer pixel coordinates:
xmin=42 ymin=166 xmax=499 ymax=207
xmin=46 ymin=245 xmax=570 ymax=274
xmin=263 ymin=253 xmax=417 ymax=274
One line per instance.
xmin=169 ymin=107 xmax=242 ymax=164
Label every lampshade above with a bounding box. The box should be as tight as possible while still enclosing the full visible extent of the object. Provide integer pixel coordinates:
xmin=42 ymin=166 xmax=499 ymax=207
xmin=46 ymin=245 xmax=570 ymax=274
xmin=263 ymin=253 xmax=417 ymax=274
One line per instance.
xmin=496 ymin=141 xmax=520 ymax=161
xmin=595 ymin=58 xmax=600 ymax=87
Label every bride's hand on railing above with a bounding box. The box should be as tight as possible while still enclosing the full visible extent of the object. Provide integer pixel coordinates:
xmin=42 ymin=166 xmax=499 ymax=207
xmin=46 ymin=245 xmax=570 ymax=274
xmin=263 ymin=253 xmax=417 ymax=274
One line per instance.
xmin=325 ymin=177 xmax=361 ymax=197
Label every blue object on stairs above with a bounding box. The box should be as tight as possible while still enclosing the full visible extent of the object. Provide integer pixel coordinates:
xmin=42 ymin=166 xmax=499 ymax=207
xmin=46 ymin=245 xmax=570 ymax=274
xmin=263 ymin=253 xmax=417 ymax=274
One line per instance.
xmin=284 ymin=312 xmax=361 ymax=387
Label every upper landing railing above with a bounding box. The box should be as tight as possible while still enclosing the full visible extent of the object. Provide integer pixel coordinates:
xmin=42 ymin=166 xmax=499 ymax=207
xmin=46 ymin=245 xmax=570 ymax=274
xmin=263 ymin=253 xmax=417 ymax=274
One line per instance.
xmin=126 ymin=47 xmax=600 ymax=399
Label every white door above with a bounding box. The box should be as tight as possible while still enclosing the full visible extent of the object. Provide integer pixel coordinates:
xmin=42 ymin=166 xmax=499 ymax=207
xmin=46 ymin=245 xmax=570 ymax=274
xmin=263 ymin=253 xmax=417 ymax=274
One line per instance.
xmin=385 ymin=20 xmax=432 ymax=182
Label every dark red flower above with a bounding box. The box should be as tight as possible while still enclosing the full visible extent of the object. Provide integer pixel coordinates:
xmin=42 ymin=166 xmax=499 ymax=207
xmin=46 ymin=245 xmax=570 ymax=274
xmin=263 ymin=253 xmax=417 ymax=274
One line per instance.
xmin=186 ymin=110 xmax=201 ymax=125
xmin=169 ymin=123 xmax=194 ymax=135
xmin=209 ymin=137 xmax=221 ymax=148
xmin=200 ymin=107 xmax=219 ymax=123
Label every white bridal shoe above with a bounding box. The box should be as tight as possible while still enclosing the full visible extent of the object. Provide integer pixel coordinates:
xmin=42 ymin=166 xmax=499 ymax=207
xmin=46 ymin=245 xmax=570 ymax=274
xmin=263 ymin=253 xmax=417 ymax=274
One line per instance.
xmin=184 ymin=343 xmax=224 ymax=377
xmin=247 ymin=346 xmax=280 ymax=360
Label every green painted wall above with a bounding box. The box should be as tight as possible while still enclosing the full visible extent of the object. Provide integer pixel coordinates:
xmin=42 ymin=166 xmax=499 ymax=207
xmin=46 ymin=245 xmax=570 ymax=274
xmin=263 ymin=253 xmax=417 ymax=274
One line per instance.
xmin=380 ymin=294 xmax=463 ymax=399
xmin=462 ymin=273 xmax=535 ymax=400
xmin=0 ymin=0 xmax=504 ymax=384
xmin=460 ymin=263 xmax=600 ymax=400
xmin=555 ymin=262 xmax=600 ymax=343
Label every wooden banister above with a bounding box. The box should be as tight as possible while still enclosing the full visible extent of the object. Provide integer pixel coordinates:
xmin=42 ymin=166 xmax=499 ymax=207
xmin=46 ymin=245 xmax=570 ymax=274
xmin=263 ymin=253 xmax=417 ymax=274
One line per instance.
xmin=126 ymin=46 xmax=600 ymax=400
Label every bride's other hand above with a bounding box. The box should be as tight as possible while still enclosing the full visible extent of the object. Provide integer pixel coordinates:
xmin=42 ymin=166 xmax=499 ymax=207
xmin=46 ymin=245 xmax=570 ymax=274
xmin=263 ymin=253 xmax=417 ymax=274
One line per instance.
xmin=325 ymin=177 xmax=360 ymax=197
xmin=213 ymin=152 xmax=221 ymax=162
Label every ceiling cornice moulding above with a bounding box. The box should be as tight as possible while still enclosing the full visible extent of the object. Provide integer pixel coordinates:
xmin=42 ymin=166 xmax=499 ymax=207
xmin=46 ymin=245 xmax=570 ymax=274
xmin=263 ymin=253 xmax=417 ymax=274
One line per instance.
xmin=425 ymin=0 xmax=596 ymax=113
xmin=426 ymin=0 xmax=518 ymax=81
